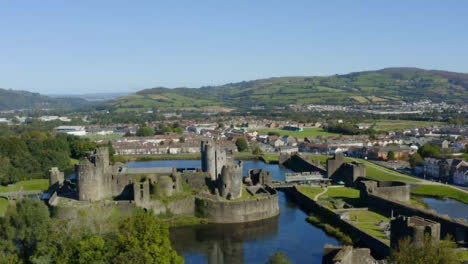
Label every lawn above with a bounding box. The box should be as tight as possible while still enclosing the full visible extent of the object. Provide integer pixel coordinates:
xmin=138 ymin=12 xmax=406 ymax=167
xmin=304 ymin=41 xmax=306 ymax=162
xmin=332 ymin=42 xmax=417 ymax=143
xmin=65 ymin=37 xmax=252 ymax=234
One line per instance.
xmin=261 ymin=154 xmax=279 ymax=163
xmin=319 ymin=187 xmax=362 ymax=208
xmin=0 ymin=198 xmax=8 ymax=217
xmin=0 ymin=179 xmax=50 ymax=193
xmin=254 ymin=127 xmax=340 ymax=138
xmin=348 ymin=210 xmax=390 ymax=244
xmin=84 ymin=134 xmax=124 ymax=140
xmin=308 ymin=155 xmax=421 ymax=183
xmin=411 ymin=185 xmax=468 ymax=204
xmin=372 ymin=120 xmax=444 ymax=132
xmin=325 ymin=187 xmax=360 ymax=199
xmin=297 ymin=186 xmax=323 ymax=199
xmin=353 ymin=159 xmax=421 ymax=183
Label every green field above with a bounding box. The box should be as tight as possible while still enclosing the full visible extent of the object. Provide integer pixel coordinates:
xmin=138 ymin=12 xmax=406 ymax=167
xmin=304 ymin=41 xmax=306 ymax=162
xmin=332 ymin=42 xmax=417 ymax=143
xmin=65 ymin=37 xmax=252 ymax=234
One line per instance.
xmin=348 ymin=210 xmax=390 ymax=244
xmin=0 ymin=198 xmax=8 ymax=217
xmin=411 ymin=185 xmax=468 ymax=204
xmin=359 ymin=159 xmax=421 ymax=183
xmin=297 ymin=186 xmax=323 ymax=199
xmin=0 ymin=179 xmax=50 ymax=193
xmin=254 ymin=127 xmax=340 ymax=138
xmin=324 ymin=187 xmax=360 ymax=199
xmin=84 ymin=133 xmax=124 ymax=140
xmin=372 ymin=120 xmax=445 ymax=131
xmin=308 ymin=155 xmax=421 ymax=183
xmin=261 ymin=154 xmax=280 ymax=163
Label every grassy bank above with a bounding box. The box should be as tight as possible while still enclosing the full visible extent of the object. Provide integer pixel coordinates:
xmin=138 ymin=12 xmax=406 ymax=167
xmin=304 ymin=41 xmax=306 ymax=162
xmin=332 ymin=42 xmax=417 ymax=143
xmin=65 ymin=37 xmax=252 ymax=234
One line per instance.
xmin=0 ymin=179 xmax=49 ymax=193
xmin=308 ymin=154 xmax=421 ymax=183
xmin=297 ymin=186 xmax=323 ymax=199
xmin=411 ymin=185 xmax=468 ymax=204
xmin=347 ymin=210 xmax=390 ymax=244
xmin=0 ymin=198 xmax=9 ymax=217
xmin=306 ymin=214 xmax=353 ymax=245
xmin=372 ymin=120 xmax=444 ymax=132
xmin=260 ymin=154 xmax=280 ymax=164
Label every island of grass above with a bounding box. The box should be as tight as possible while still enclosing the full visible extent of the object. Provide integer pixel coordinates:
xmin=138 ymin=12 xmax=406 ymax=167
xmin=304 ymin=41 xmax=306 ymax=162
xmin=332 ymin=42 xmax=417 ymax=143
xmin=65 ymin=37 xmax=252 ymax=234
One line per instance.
xmin=347 ymin=210 xmax=390 ymax=244
xmin=411 ymin=185 xmax=468 ymax=204
xmin=297 ymin=186 xmax=323 ymax=199
xmin=318 ymin=187 xmax=362 ymax=209
xmin=254 ymin=127 xmax=341 ymax=138
xmin=0 ymin=179 xmax=50 ymax=193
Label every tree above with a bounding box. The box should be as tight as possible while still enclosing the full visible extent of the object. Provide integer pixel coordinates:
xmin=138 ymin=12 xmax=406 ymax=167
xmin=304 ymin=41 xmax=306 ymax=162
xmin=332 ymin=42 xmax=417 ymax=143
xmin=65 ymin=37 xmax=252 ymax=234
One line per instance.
xmin=174 ymin=127 xmax=183 ymax=135
xmin=235 ymin=137 xmax=249 ymax=152
xmin=1 ymin=199 xmax=51 ymax=262
xmin=265 ymin=252 xmax=291 ymax=264
xmin=388 ymin=234 xmax=461 ymax=264
xmin=418 ymin=144 xmax=440 ymax=158
xmin=251 ymin=144 xmax=263 ymax=155
xmin=114 ymin=214 xmax=183 ymax=264
xmin=107 ymin=141 xmax=116 ymax=162
xmin=387 ymin=151 xmax=395 ymax=161
xmin=179 ymin=137 xmax=185 ymax=143
xmin=409 ymin=153 xmax=423 ymax=168
xmin=136 ymin=126 xmax=154 ymax=137
xmin=267 ymin=131 xmax=280 ymax=137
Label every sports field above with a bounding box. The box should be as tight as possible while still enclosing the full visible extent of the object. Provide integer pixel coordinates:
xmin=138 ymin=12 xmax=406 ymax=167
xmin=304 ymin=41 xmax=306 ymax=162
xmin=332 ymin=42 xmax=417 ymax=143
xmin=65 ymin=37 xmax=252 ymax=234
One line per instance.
xmin=254 ymin=127 xmax=340 ymax=138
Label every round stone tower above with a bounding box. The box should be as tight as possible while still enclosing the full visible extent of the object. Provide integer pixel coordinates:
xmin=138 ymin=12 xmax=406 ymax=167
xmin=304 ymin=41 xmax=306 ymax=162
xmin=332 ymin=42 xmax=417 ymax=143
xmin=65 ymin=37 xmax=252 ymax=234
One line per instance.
xmin=219 ymin=162 xmax=243 ymax=200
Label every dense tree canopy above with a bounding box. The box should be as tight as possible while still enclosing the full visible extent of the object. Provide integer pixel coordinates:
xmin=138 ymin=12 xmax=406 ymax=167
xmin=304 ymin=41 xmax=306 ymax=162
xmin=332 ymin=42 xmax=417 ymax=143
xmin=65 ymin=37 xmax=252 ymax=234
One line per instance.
xmin=0 ymin=200 xmax=183 ymax=264
xmin=235 ymin=137 xmax=249 ymax=152
xmin=0 ymin=133 xmax=96 ymax=185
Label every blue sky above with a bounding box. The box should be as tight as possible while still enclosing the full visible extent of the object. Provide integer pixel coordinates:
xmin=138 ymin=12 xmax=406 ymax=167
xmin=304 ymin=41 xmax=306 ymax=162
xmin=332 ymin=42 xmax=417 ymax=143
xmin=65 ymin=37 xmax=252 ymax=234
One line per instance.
xmin=0 ymin=1 xmax=467 ymax=94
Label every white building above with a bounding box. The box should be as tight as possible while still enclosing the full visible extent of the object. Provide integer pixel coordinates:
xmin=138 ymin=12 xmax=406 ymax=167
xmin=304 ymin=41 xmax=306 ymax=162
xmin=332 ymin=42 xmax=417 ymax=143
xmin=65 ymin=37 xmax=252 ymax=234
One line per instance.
xmin=55 ymin=126 xmax=87 ymax=136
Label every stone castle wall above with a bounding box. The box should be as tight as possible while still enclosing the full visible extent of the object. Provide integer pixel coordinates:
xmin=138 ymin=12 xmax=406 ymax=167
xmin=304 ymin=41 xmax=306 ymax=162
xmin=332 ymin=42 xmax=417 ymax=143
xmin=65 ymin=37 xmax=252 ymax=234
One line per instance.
xmin=281 ymin=153 xmax=326 ymax=173
xmin=283 ymin=186 xmax=391 ymax=258
xmin=358 ymin=180 xmax=410 ymax=203
xmin=365 ymin=193 xmax=468 ymax=246
xmin=197 ymin=187 xmax=279 ymax=224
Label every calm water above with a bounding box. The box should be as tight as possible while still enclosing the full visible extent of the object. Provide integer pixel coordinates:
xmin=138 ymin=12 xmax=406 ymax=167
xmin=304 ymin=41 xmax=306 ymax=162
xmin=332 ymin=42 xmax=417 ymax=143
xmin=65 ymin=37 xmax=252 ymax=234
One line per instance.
xmin=422 ymin=197 xmax=468 ymax=220
xmin=127 ymin=160 xmax=340 ymax=264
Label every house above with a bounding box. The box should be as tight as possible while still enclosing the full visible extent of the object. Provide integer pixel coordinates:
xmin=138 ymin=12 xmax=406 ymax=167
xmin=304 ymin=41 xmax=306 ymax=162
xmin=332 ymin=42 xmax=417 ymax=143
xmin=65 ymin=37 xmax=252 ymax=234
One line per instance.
xmin=282 ymin=135 xmax=297 ymax=146
xmin=272 ymin=139 xmax=284 ymax=148
xmin=277 ymin=146 xmax=299 ymax=154
xmin=423 ymin=158 xmax=440 ymax=179
xmin=367 ymin=145 xmax=413 ymax=160
xmin=356 ymin=123 xmax=371 ymax=130
xmin=453 ymin=165 xmax=468 ymax=187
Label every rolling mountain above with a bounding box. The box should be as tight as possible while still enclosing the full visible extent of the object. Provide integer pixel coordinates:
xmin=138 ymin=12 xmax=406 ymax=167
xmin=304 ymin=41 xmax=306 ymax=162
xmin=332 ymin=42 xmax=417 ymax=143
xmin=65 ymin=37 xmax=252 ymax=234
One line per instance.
xmin=0 ymin=88 xmax=91 ymax=111
xmin=107 ymin=68 xmax=468 ymax=112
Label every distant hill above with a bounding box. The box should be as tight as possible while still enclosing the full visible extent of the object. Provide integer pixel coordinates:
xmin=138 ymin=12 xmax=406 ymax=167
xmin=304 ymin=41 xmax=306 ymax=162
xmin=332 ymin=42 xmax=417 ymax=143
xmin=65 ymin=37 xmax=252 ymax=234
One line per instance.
xmin=107 ymin=67 xmax=468 ymax=112
xmin=0 ymin=88 xmax=91 ymax=111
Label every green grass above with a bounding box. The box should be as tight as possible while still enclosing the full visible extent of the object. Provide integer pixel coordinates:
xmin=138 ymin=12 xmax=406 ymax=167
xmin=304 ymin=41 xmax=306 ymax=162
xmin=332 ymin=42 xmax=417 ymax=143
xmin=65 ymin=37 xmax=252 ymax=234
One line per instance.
xmin=372 ymin=120 xmax=444 ymax=132
xmin=0 ymin=198 xmax=9 ymax=217
xmin=348 ymin=210 xmax=390 ymax=244
xmin=306 ymin=214 xmax=353 ymax=245
xmin=0 ymin=179 xmax=49 ymax=193
xmin=353 ymin=159 xmax=421 ymax=183
xmin=261 ymin=154 xmax=279 ymax=163
xmin=411 ymin=185 xmax=468 ymax=204
xmin=324 ymin=187 xmax=360 ymax=199
xmin=254 ymin=127 xmax=340 ymax=138
xmin=297 ymin=186 xmax=323 ymax=199
xmin=83 ymin=134 xmax=124 ymax=140
xmin=308 ymin=155 xmax=421 ymax=183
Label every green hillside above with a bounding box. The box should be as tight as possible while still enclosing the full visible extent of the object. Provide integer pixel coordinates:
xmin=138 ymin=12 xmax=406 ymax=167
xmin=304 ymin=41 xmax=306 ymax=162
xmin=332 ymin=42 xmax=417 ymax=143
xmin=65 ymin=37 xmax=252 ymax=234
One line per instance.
xmin=0 ymin=88 xmax=91 ymax=111
xmin=108 ymin=67 xmax=468 ymax=112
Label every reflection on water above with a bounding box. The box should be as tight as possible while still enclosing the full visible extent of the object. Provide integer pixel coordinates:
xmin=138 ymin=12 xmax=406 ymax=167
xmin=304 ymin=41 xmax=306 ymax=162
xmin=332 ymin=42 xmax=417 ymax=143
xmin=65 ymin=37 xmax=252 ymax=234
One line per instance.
xmin=128 ymin=160 xmax=340 ymax=264
xmin=422 ymin=197 xmax=468 ymax=220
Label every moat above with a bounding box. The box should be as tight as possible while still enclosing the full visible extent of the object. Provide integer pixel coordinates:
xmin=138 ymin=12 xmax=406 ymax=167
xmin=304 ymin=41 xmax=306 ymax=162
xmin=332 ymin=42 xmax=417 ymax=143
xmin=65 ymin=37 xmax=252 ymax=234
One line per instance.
xmin=127 ymin=160 xmax=341 ymax=264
